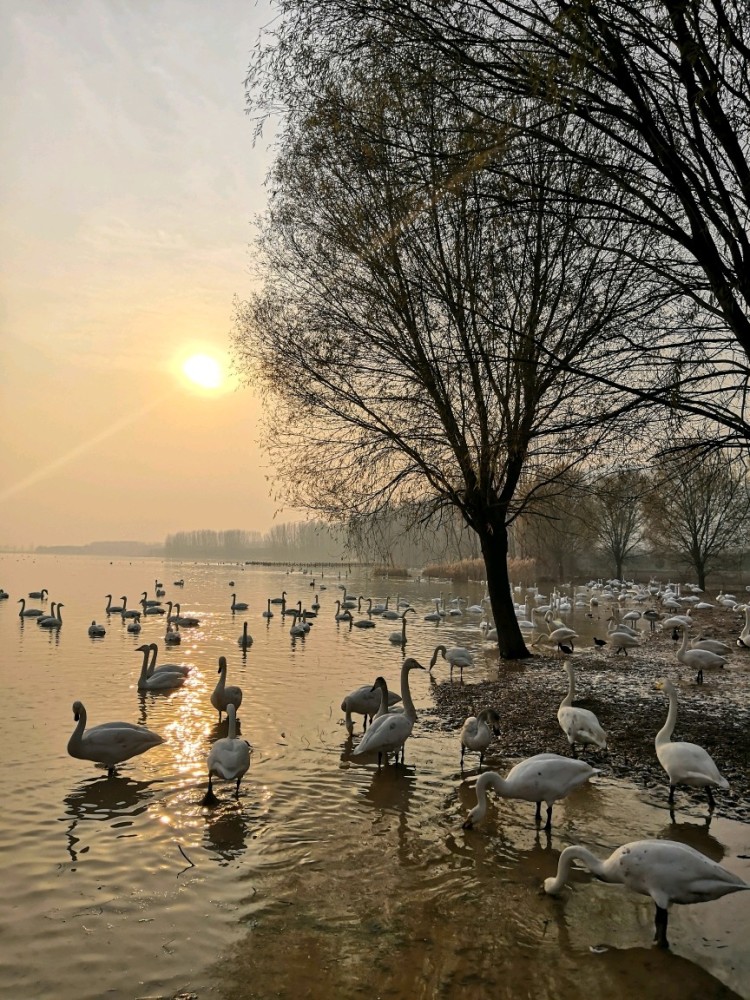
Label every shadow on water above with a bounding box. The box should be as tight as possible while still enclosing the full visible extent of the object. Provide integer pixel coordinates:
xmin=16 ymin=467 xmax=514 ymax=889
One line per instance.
xmin=61 ymin=775 xmax=158 ymax=863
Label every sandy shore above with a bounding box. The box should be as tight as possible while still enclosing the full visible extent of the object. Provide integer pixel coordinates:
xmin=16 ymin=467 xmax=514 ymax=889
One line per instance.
xmin=425 ymin=602 xmax=750 ymax=823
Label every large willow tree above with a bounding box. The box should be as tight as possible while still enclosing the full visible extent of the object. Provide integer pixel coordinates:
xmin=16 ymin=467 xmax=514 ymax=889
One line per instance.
xmin=234 ymin=30 xmax=675 ymax=658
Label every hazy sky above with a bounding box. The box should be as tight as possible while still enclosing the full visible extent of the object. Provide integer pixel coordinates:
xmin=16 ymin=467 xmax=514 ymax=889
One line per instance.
xmin=0 ymin=0 xmax=288 ymax=548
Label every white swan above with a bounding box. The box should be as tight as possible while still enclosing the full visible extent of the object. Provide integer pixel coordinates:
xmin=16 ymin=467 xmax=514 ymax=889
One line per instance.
xmin=429 ymin=644 xmax=474 ymax=682
xmin=136 ymin=643 xmax=185 ymax=691
xmin=88 ymin=619 xmax=106 ymax=637
xmin=341 ymin=680 xmax=402 ymax=734
xmin=606 ymin=622 xmax=641 ymax=655
xmin=203 ymin=703 xmax=252 ymax=805
xmin=67 ymin=700 xmax=164 ymax=776
xmin=352 ymin=657 xmax=425 ymax=766
xmin=690 ymin=636 xmax=731 ymax=654
xmin=557 ymin=662 xmax=607 ymax=755
xmin=334 ymin=600 xmax=353 ymax=622
xmin=544 ymin=839 xmax=749 ymax=948
xmin=126 ymin=614 xmax=142 ymax=634
xmin=28 ymin=588 xmax=48 ymax=599
xmin=460 ymin=708 xmax=500 ymax=772
xmin=211 ymin=656 xmax=243 ymax=721
xmin=676 ymin=627 xmax=727 ymax=684
xmin=462 ymin=753 xmax=599 ymax=830
xmin=737 ymin=605 xmax=750 ymax=647
xmin=655 ymin=678 xmax=729 ymax=810
xmin=163 ymin=621 xmax=180 ymax=644
xmin=262 ymin=598 xmax=274 ymax=619
xmin=121 ymin=597 xmax=141 ymax=619
xmin=230 ymin=593 xmax=248 ymax=612
xmin=146 ymin=642 xmax=190 ymax=677
xmin=36 ymin=601 xmax=58 ymax=625
xmin=238 ymin=621 xmax=253 ymax=648
xmin=388 ymin=608 xmax=415 ymax=646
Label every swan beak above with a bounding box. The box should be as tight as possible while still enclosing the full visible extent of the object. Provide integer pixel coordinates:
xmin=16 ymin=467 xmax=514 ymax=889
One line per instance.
xmin=462 ymin=817 xmax=474 ymax=830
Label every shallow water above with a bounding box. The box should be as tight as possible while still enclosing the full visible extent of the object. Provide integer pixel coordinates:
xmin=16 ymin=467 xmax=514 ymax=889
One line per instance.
xmin=0 ymin=555 xmax=748 ymax=1000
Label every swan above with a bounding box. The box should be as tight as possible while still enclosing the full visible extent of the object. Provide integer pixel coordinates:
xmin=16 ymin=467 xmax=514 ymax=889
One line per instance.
xmin=462 ymin=753 xmax=599 ymax=830
xmin=334 ymin=600 xmax=353 ymax=622
xmin=141 ymin=591 xmax=162 ymax=608
xmin=36 ymin=601 xmax=58 ymax=625
xmin=146 ymin=642 xmax=190 ymax=677
xmin=0 ymin=589 xmax=9 ymax=599
xmin=736 ymin=604 xmax=750 ymax=647
xmin=352 ymin=657 xmax=425 ymax=766
xmin=262 ymin=599 xmax=274 ymax=619
xmin=170 ymin=602 xmax=198 ymax=626
xmin=423 ymin=599 xmax=442 ymax=622
xmin=38 ymin=602 xmax=63 ymax=628
xmin=460 ymin=708 xmax=501 ymax=772
xmin=104 ymin=595 xmax=125 ymax=614
xmin=429 ymin=644 xmax=474 ymax=682
xmin=211 ymin=656 xmax=243 ymax=721
xmin=543 ymin=839 xmax=749 ymax=948
xmin=676 ymin=627 xmax=727 ymax=684
xmin=203 ymin=703 xmax=252 ymax=805
xmin=341 ymin=680 xmax=402 ymax=733
xmin=547 ymin=625 xmax=578 ymax=650
xmin=17 ymin=598 xmax=44 ymax=617
xmin=606 ymin=624 xmax=641 ymax=655
xmin=173 ymin=579 xmax=185 ymax=586
xmin=28 ymin=588 xmax=48 ymax=599
xmin=643 ymin=608 xmax=662 ymax=631
xmin=270 ymin=591 xmax=287 ymax=605
xmin=126 ymin=614 xmax=142 ymax=634
xmin=353 ymin=600 xmax=376 ymax=629
xmin=121 ymin=597 xmax=140 ymax=619
xmin=67 ymin=700 xmax=164 ymax=776
xmin=238 ymin=621 xmax=253 ymax=648
xmin=481 ymin=622 xmax=499 ymax=642
xmin=136 ymin=643 xmax=185 ymax=691
xmin=370 ymin=595 xmax=389 ymax=615
xmin=230 ymin=593 xmax=248 ymax=612
xmin=289 ymin=611 xmax=308 ymax=637
xmin=388 ymin=608 xmax=415 ymax=646
xmin=655 ymin=678 xmax=729 ymax=810
xmin=690 ymin=636 xmax=731 ymax=655
xmin=557 ymin=662 xmax=607 ymax=755
xmin=88 ymin=619 xmax=106 ymax=638
xmin=163 ymin=622 xmax=180 ymax=644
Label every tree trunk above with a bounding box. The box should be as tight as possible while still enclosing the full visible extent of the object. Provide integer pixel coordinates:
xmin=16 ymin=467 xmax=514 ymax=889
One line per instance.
xmin=478 ymin=518 xmax=531 ymax=660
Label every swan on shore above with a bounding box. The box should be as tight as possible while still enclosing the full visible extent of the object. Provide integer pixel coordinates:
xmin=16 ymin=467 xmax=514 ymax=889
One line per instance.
xmin=655 ymin=678 xmax=729 ymax=811
xmin=67 ymin=700 xmax=164 ymax=776
xmin=429 ymin=644 xmax=474 ymax=682
xmin=460 ymin=708 xmax=500 ymax=772
xmin=544 ymin=839 xmax=749 ymax=948
xmin=676 ymin=627 xmax=727 ymax=684
xmin=462 ymin=753 xmax=599 ymax=830
xmin=203 ymin=703 xmax=251 ymax=806
xmin=557 ymin=662 xmax=607 ymax=756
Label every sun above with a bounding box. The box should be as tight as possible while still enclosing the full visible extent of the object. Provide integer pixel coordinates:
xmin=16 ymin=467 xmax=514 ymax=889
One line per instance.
xmin=182 ymin=353 xmax=223 ymax=390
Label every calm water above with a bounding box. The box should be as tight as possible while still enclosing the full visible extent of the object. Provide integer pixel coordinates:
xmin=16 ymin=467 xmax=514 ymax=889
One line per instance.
xmin=0 ymin=554 xmax=748 ymax=1000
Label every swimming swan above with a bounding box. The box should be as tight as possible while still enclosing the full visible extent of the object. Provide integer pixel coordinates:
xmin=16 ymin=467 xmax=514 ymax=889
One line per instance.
xmin=203 ymin=703 xmax=251 ymax=805
xmin=544 ymin=839 xmax=749 ymax=948
xmin=67 ymin=700 xmax=164 ymax=776
xmin=557 ymin=661 xmax=607 ymax=755
xmin=655 ymin=678 xmax=729 ymax=810
xmin=238 ymin=621 xmax=253 ymax=648
xmin=463 ymin=753 xmax=599 ymax=830
xmin=388 ymin=608 xmax=415 ymax=646
xmin=211 ymin=656 xmax=243 ymax=721
xmin=136 ymin=644 xmax=186 ymax=691
xmin=145 ymin=642 xmax=190 ymax=677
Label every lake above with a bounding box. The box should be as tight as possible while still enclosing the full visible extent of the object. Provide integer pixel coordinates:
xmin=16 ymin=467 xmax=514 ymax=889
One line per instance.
xmin=0 ymin=553 xmax=748 ymax=1000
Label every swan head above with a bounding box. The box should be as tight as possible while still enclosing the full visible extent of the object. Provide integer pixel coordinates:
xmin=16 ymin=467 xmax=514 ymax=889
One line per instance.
xmin=403 ymin=657 xmax=426 ymax=673
xmin=428 ymin=646 xmax=446 ymax=671
xmin=218 ymin=655 xmax=228 ymax=674
xmin=478 ymin=708 xmax=501 ymax=735
xmin=72 ymin=700 xmax=84 ymax=722
xmin=136 ymin=643 xmax=151 ymax=655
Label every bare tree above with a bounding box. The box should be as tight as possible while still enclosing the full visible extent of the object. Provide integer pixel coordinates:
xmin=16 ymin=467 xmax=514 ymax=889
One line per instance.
xmin=586 ymin=469 xmax=647 ymax=579
xmin=236 ymin=33 xmax=672 ymax=657
xmin=643 ymin=445 xmax=750 ymax=590
xmin=276 ymin=0 xmax=750 ymax=443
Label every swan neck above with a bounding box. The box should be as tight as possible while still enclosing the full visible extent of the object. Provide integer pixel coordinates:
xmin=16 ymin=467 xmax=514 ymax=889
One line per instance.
xmin=401 ymin=664 xmax=418 ymax=721
xmin=679 ymin=629 xmax=690 ymax=655
xmin=655 ymin=687 xmax=678 ymax=746
xmin=547 ymin=846 xmax=608 ymax=893
xmin=227 ymin=708 xmax=237 ymax=739
xmin=561 ymin=665 xmax=575 ymax=707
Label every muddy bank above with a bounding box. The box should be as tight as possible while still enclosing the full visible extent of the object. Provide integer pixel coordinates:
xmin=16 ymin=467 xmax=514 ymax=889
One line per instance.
xmin=425 ymin=606 xmax=750 ymax=823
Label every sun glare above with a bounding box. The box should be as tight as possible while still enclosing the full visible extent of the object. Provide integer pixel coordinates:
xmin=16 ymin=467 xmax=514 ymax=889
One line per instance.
xmin=182 ymin=353 xmax=223 ymax=390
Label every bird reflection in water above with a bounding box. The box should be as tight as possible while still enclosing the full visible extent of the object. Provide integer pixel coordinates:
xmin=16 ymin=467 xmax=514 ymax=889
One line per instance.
xmin=661 ymin=813 xmax=723 ymax=862
xmin=203 ymin=803 xmax=252 ymax=864
xmin=62 ymin=775 xmax=157 ymax=864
